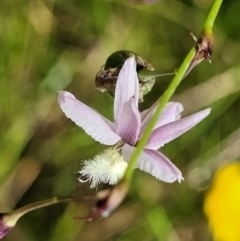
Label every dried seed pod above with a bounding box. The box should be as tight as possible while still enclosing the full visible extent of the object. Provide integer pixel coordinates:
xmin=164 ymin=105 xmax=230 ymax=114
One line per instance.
xmin=95 ymin=50 xmax=174 ymax=101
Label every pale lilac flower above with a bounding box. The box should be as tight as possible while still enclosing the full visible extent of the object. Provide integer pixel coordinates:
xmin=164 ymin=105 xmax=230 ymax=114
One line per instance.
xmin=58 ymin=56 xmax=211 ymax=188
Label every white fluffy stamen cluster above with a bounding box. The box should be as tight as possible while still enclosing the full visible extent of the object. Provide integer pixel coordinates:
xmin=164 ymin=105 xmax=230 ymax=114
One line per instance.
xmin=78 ymin=148 xmax=128 ymax=188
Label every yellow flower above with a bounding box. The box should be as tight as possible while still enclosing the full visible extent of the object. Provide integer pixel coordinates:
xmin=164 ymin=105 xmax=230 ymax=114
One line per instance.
xmin=204 ymin=162 xmax=240 ymax=241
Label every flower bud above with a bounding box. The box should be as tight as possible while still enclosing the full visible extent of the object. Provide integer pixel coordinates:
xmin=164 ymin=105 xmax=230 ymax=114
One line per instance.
xmin=75 ymin=180 xmax=129 ymax=222
xmin=185 ymin=31 xmax=213 ymax=77
xmin=0 ymin=213 xmax=15 ymax=239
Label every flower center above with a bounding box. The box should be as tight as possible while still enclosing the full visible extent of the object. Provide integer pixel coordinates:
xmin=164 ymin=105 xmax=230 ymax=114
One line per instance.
xmin=78 ymin=145 xmax=128 ymax=188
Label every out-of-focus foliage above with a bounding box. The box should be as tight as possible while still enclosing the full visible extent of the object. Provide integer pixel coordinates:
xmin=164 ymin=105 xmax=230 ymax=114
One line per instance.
xmin=129 ymin=0 xmax=161 ymax=5
xmin=204 ymin=162 xmax=240 ymax=241
xmin=0 ymin=0 xmax=240 ymax=240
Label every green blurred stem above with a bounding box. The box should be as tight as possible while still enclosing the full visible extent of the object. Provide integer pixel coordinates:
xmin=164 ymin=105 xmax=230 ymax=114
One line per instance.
xmin=123 ymin=0 xmax=223 ymax=182
xmin=5 ymin=196 xmax=74 ymax=225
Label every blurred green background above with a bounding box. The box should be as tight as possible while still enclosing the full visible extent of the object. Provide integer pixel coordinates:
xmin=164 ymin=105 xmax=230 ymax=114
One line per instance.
xmin=1 ymin=0 xmax=240 ymax=240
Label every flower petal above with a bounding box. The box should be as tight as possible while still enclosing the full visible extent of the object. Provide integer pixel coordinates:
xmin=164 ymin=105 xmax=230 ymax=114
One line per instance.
xmin=141 ymin=102 xmax=184 ymax=133
xmin=145 ymin=108 xmax=211 ymax=150
xmin=57 ymin=91 xmax=121 ymax=145
xmin=122 ymin=144 xmax=183 ymax=183
xmin=116 ymin=98 xmax=141 ymax=145
xmin=114 ymin=57 xmax=139 ymax=126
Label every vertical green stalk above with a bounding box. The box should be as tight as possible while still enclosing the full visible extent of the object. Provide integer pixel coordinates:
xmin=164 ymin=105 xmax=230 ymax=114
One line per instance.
xmin=203 ymin=0 xmax=223 ymax=33
xmin=123 ymin=0 xmax=223 ymax=183
xmin=124 ymin=48 xmax=196 ymax=182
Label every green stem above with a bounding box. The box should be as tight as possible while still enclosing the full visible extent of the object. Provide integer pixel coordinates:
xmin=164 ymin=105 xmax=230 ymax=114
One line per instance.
xmin=124 ymin=48 xmax=196 ymax=182
xmin=5 ymin=196 xmax=74 ymax=224
xmin=203 ymin=0 xmax=223 ymax=33
xmin=123 ymin=0 xmax=223 ymax=182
